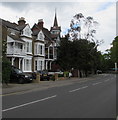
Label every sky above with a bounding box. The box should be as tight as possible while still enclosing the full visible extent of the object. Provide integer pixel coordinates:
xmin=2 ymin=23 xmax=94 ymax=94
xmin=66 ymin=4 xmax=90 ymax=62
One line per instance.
xmin=0 ymin=0 xmax=117 ymax=53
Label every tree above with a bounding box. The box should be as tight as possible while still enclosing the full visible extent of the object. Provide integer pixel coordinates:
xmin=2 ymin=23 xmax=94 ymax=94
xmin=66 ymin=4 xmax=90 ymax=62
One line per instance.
xmin=57 ymin=36 xmax=72 ymax=71
xmin=68 ymin=13 xmax=99 ymax=43
xmin=1 ymin=24 xmax=11 ymax=84
xmin=57 ymin=36 xmax=101 ymax=77
xmin=98 ymin=36 xmax=118 ymax=72
xmin=110 ymin=36 xmax=118 ymax=64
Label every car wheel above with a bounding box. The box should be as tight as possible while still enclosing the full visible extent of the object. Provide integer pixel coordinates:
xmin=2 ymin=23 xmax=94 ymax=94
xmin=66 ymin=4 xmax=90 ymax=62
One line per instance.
xmin=18 ymin=78 xmax=24 ymax=84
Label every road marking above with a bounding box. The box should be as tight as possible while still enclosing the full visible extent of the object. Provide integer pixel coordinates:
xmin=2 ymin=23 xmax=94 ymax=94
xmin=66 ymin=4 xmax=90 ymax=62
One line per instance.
xmin=104 ymin=79 xmax=110 ymax=82
xmin=69 ymin=88 xmax=81 ymax=92
xmin=2 ymin=95 xmax=57 ymax=112
xmin=81 ymin=86 xmax=88 ymax=89
xmin=92 ymin=82 xmax=102 ymax=86
xmin=69 ymin=86 xmax=88 ymax=93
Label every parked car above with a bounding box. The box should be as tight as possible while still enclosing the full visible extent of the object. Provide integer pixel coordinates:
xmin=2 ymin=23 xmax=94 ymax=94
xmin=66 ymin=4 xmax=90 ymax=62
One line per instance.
xmin=96 ymin=70 xmax=102 ymax=74
xmin=37 ymin=70 xmax=50 ymax=81
xmin=10 ymin=66 xmax=33 ymax=84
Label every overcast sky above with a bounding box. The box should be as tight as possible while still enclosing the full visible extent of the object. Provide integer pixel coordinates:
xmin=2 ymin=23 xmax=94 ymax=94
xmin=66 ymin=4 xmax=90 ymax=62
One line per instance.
xmin=0 ymin=0 xmax=117 ymax=53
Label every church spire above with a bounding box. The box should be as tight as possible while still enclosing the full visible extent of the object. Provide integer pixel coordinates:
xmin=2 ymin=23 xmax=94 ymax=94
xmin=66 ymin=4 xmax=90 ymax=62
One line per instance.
xmin=53 ymin=9 xmax=58 ymax=27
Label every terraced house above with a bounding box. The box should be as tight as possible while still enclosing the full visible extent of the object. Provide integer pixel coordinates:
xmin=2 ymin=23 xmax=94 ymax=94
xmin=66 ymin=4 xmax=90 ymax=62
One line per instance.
xmin=1 ymin=12 xmax=61 ymax=73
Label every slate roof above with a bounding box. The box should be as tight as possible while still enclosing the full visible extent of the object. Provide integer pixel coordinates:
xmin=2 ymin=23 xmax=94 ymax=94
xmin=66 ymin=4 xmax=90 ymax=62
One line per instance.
xmin=8 ymin=34 xmax=25 ymax=42
xmin=32 ymin=24 xmax=52 ymax=41
xmin=1 ymin=18 xmax=19 ymax=31
xmin=42 ymin=28 xmax=52 ymax=41
xmin=17 ymin=24 xmax=27 ymax=31
xmin=1 ymin=18 xmax=27 ymax=31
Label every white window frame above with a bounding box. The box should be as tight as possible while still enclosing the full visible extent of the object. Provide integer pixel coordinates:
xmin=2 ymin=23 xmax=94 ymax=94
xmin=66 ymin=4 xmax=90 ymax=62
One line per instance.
xmin=23 ymin=58 xmax=32 ymax=72
xmin=34 ymin=59 xmax=44 ymax=71
xmin=34 ymin=43 xmax=45 ymax=56
xmin=25 ymin=41 xmax=32 ymax=53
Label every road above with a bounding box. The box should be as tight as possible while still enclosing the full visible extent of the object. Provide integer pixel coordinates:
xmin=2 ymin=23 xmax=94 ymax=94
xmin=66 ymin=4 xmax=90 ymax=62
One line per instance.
xmin=2 ymin=74 xmax=117 ymax=118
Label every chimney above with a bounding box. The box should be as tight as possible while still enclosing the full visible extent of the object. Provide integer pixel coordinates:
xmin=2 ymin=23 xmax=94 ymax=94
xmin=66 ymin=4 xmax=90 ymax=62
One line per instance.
xmin=38 ymin=19 xmax=44 ymax=29
xmin=18 ymin=17 xmax=26 ymax=25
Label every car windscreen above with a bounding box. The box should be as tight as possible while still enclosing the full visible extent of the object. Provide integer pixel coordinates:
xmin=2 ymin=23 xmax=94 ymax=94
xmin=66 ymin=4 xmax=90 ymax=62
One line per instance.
xmin=14 ymin=68 xmax=23 ymax=74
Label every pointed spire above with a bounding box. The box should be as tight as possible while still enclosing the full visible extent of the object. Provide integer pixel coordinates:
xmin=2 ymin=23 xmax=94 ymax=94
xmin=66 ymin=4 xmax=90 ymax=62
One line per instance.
xmin=53 ymin=8 xmax=58 ymax=27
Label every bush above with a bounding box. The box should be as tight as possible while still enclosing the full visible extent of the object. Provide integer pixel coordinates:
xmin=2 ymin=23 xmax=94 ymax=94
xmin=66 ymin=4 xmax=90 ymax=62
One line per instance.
xmin=50 ymin=75 xmax=55 ymax=81
xmin=2 ymin=57 xmax=11 ymax=84
xmin=64 ymin=71 xmax=69 ymax=77
xmin=58 ymin=74 xmax=64 ymax=77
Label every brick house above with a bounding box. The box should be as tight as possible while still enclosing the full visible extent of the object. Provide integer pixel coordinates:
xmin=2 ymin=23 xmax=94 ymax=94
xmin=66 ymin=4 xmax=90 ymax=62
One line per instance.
xmin=32 ymin=12 xmax=61 ymax=71
xmin=1 ymin=12 xmax=61 ymax=73
xmin=1 ymin=17 xmax=33 ymax=73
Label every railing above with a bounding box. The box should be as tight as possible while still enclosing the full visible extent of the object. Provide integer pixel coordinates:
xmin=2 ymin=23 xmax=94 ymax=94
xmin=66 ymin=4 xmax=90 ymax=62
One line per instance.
xmin=7 ymin=47 xmax=26 ymax=56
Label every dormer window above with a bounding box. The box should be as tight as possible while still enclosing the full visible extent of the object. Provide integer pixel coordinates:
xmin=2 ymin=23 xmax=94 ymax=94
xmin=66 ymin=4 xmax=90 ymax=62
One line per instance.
xmin=39 ymin=33 xmax=43 ymax=39
xmin=37 ymin=31 xmax=44 ymax=41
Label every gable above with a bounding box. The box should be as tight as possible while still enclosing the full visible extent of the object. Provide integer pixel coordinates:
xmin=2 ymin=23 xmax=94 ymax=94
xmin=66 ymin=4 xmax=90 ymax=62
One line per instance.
xmin=37 ymin=30 xmax=45 ymax=41
xmin=22 ymin=24 xmax=32 ymax=37
xmin=7 ymin=36 xmax=14 ymax=42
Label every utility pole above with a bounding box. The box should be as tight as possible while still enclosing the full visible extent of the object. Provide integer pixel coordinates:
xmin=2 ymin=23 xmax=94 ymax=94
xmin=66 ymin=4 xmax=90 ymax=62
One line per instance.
xmin=115 ymin=62 xmax=117 ymax=72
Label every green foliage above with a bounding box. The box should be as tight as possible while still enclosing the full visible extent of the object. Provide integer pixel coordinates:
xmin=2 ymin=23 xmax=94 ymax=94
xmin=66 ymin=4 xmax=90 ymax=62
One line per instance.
xmin=110 ymin=36 xmax=118 ymax=63
xmin=99 ymin=36 xmax=118 ymax=71
xmin=58 ymin=74 xmax=64 ymax=77
xmin=64 ymin=71 xmax=69 ymax=77
xmin=57 ymin=36 xmax=101 ymax=75
xmin=2 ymin=57 xmax=11 ymax=84
xmin=50 ymin=75 xmax=55 ymax=81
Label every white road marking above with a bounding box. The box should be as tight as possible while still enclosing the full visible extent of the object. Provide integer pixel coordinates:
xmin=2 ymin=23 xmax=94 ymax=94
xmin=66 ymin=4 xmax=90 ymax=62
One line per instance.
xmin=69 ymin=86 xmax=88 ymax=93
xmin=2 ymin=95 xmax=57 ymax=112
xmin=104 ymin=79 xmax=110 ymax=82
xmin=92 ymin=82 xmax=102 ymax=86
xmin=81 ymin=86 xmax=88 ymax=89
xmin=69 ymin=88 xmax=81 ymax=92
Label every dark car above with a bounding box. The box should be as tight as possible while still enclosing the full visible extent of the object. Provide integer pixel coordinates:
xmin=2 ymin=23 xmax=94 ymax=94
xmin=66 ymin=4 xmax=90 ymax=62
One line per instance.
xmin=10 ymin=66 xmax=33 ymax=84
xmin=96 ymin=70 xmax=102 ymax=74
xmin=37 ymin=70 xmax=50 ymax=81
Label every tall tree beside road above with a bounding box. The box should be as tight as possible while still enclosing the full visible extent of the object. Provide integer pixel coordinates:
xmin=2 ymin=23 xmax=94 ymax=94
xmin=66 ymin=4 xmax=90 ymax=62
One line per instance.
xmin=57 ymin=36 xmax=72 ymax=71
xmin=68 ymin=13 xmax=99 ymax=43
xmin=98 ymin=36 xmax=118 ymax=72
xmin=2 ymin=24 xmax=11 ymax=84
xmin=110 ymin=36 xmax=118 ymax=64
xmin=57 ymin=36 xmax=101 ymax=76
xmin=57 ymin=13 xmax=101 ymax=76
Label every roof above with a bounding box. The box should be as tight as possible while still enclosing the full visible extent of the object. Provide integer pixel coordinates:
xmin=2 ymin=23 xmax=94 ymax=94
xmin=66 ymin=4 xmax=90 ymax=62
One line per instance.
xmin=1 ymin=18 xmax=19 ymax=31
xmin=8 ymin=34 xmax=25 ymax=42
xmin=42 ymin=28 xmax=52 ymax=41
xmin=32 ymin=24 xmax=52 ymax=41
xmin=1 ymin=18 xmax=27 ymax=31
xmin=53 ymin=12 xmax=58 ymax=27
xmin=50 ymin=26 xmax=61 ymax=31
xmin=17 ymin=24 xmax=27 ymax=31
xmin=32 ymin=30 xmax=40 ymax=36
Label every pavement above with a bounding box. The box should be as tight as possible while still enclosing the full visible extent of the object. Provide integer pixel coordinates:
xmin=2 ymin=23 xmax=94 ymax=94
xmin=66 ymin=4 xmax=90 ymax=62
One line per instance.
xmin=1 ymin=75 xmax=99 ymax=95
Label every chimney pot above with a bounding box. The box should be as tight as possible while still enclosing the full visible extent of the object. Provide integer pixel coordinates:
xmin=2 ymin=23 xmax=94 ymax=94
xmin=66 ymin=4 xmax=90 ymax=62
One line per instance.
xmin=18 ymin=17 xmax=26 ymax=25
xmin=38 ymin=19 xmax=44 ymax=29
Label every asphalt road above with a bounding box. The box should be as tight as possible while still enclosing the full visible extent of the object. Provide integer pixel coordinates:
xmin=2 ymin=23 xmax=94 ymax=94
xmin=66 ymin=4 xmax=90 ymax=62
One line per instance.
xmin=2 ymin=74 xmax=117 ymax=118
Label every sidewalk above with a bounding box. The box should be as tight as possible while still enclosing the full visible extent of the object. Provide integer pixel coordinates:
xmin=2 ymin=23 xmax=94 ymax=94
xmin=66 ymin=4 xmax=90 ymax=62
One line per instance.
xmin=1 ymin=75 xmax=97 ymax=95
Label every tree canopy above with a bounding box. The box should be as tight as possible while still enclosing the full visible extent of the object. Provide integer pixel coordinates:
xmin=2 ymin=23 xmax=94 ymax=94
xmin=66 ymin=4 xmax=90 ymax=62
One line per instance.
xmin=57 ymin=36 xmax=101 ymax=76
xmin=68 ymin=13 xmax=99 ymax=43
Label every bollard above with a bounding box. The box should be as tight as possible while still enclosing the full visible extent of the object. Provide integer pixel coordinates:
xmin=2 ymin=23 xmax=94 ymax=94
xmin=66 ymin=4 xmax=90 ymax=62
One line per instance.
xmin=54 ymin=73 xmax=58 ymax=81
xmin=36 ymin=72 xmax=40 ymax=83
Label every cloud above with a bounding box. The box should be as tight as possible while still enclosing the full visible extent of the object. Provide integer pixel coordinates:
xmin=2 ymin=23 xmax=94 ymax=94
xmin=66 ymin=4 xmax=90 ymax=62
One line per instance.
xmin=1 ymin=2 xmax=30 ymax=11
xmin=0 ymin=1 xmax=116 ymax=53
xmin=93 ymin=3 xmax=116 ymax=52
